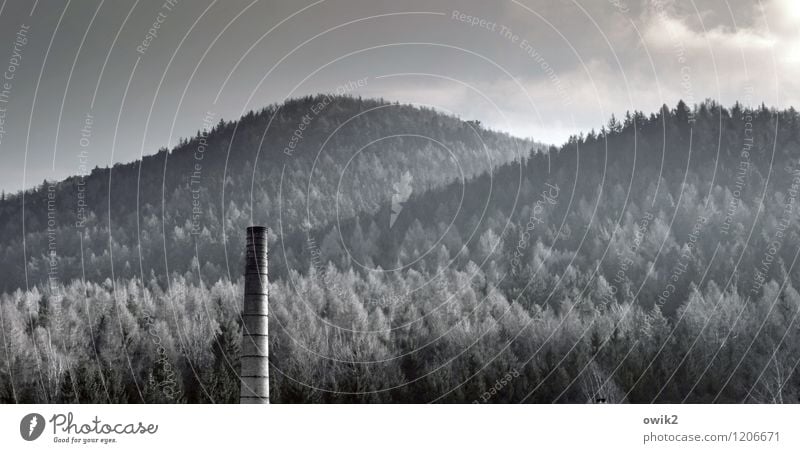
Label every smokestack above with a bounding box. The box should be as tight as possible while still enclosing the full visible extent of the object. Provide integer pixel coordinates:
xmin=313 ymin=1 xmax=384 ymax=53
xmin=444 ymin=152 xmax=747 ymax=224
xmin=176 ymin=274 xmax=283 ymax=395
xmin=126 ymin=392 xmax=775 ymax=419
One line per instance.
xmin=240 ymin=226 xmax=269 ymax=403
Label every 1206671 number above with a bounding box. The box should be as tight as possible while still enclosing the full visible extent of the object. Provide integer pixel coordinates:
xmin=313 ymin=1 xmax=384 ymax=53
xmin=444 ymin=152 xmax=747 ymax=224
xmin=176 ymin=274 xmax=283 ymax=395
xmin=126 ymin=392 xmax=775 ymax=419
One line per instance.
xmin=735 ymin=431 xmax=779 ymax=442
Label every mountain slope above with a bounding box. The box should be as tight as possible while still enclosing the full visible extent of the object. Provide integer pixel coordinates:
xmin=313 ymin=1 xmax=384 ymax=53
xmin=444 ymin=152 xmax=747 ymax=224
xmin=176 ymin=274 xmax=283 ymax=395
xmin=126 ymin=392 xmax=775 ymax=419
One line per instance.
xmin=0 ymin=95 xmax=538 ymax=292
xmin=296 ymin=100 xmax=800 ymax=315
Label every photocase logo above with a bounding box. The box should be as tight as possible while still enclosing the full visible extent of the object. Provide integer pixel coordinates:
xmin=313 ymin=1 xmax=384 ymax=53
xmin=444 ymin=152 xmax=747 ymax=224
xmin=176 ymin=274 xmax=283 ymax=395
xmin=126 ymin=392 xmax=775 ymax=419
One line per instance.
xmin=390 ymin=171 xmax=413 ymax=228
xmin=20 ymin=413 xmax=45 ymax=441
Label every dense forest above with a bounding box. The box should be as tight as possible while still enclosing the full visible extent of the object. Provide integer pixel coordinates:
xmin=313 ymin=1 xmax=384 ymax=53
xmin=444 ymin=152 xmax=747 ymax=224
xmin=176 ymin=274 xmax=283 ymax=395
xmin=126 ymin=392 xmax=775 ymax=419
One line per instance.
xmin=3 ymin=269 xmax=798 ymax=403
xmin=1 ymin=96 xmax=800 ymax=403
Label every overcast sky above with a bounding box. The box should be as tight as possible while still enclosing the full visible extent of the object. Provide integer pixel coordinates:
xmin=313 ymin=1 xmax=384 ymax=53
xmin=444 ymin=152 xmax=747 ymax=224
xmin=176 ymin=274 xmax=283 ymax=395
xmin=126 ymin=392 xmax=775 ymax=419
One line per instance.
xmin=0 ymin=0 xmax=796 ymax=192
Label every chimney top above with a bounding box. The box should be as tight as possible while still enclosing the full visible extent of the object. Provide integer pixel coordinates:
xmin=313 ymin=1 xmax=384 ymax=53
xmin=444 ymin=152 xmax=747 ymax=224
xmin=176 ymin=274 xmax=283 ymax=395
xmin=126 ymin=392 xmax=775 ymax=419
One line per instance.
xmin=247 ymin=226 xmax=268 ymax=236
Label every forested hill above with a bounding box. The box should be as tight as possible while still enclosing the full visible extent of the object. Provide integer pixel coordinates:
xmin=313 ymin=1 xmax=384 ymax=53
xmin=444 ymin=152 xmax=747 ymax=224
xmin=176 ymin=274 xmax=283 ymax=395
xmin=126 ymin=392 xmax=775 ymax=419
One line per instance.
xmin=3 ymin=99 xmax=800 ymax=403
xmin=0 ymin=95 xmax=537 ymax=292
xmin=292 ymin=100 xmax=800 ymax=315
xmin=2 ymin=96 xmax=799 ymax=313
